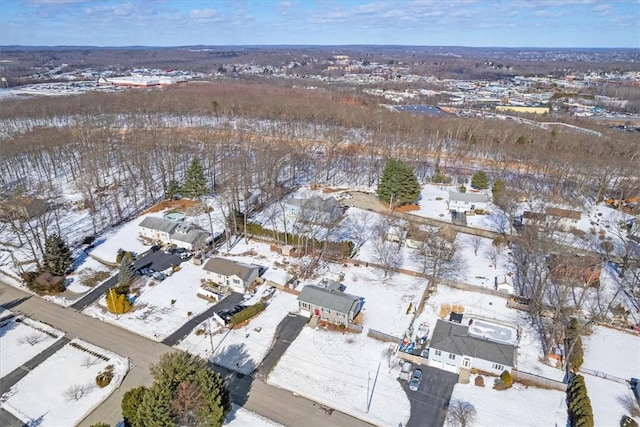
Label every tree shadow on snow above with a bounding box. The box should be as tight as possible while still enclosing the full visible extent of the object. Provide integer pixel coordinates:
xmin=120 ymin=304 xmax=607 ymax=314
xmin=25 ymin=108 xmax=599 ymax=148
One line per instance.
xmin=209 ymin=343 xmax=256 ymax=408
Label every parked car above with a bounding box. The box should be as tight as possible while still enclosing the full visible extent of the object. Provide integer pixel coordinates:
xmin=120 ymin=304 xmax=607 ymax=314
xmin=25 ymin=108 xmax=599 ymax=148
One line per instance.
xmin=400 ymin=361 xmax=413 ymax=381
xmin=152 ymin=271 xmax=165 ymax=281
xmin=144 ymin=268 xmax=156 ymax=277
xmin=409 ymin=369 xmax=422 ymax=391
xmin=179 ymin=252 xmax=190 ymax=260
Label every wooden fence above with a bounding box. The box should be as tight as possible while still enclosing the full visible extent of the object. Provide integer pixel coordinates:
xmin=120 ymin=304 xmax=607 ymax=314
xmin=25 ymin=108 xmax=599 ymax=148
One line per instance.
xmin=368 ymin=328 xmax=403 ymax=344
xmin=511 ymin=369 xmax=567 ymax=391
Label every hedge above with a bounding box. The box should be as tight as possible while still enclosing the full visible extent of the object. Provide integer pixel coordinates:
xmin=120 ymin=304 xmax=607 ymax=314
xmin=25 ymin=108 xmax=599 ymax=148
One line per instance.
xmin=230 ymin=302 xmax=267 ymax=325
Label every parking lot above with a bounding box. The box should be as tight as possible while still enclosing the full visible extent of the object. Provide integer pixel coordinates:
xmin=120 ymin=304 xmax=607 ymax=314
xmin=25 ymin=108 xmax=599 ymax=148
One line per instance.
xmin=401 ymin=365 xmax=458 ymax=427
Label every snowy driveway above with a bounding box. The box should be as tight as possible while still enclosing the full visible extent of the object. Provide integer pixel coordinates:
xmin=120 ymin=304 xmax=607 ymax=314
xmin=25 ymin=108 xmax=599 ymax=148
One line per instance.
xmin=402 ymin=365 xmax=458 ymax=427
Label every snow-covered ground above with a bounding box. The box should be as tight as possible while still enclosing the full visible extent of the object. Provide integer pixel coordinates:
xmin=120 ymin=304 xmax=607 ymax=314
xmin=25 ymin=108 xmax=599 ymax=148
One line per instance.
xmin=0 ymin=315 xmax=65 ymax=377
xmin=178 ymin=286 xmax=299 ymax=374
xmin=88 ymin=212 xmax=159 ymax=264
xmin=82 ymin=260 xmax=214 ymax=341
xmin=447 ymin=375 xmax=567 ymax=427
xmin=582 ymin=325 xmax=640 ymax=426
xmin=225 ymin=403 xmax=283 ymax=426
xmin=1 ymin=339 xmax=129 ymax=427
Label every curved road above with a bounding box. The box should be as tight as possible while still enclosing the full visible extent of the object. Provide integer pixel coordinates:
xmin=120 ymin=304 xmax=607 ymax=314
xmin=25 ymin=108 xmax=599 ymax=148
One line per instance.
xmin=0 ymin=283 xmax=373 ymax=427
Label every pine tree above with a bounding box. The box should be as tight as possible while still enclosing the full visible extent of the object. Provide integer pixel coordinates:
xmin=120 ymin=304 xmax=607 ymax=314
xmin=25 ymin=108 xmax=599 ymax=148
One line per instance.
xmin=136 ymin=383 xmax=176 ymax=427
xmin=118 ymin=257 xmax=135 ymax=287
xmin=42 ymin=233 xmax=73 ymax=276
xmin=182 ymin=158 xmax=209 ymax=199
xmin=567 ymin=374 xmax=593 ymax=427
xmin=122 ymin=386 xmax=147 ymax=427
xmin=376 ymin=159 xmax=420 ymax=206
xmin=471 ymin=170 xmax=489 ymax=190
xmin=492 ymin=179 xmax=505 ymax=197
xmin=566 ymin=318 xmax=584 ymax=370
xmin=165 ymin=180 xmax=182 ymax=200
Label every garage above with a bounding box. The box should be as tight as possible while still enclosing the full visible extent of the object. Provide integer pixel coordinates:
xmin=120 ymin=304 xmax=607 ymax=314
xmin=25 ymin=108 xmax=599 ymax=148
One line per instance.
xmin=444 ymin=362 xmax=458 ymax=373
xmin=429 ymin=360 xmax=443 ymax=370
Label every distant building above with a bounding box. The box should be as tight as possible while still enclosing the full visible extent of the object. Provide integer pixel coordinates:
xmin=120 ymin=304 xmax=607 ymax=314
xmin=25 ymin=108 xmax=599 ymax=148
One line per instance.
xmin=202 ymin=258 xmax=260 ymax=294
xmin=496 ymin=105 xmax=550 ymax=115
xmin=138 ymin=216 xmax=213 ymax=251
xmin=522 ymin=207 xmax=581 ymax=231
xmin=297 ymin=280 xmax=363 ymax=326
xmin=287 ymin=196 xmax=344 ymax=224
xmin=448 ymin=191 xmax=490 ymax=213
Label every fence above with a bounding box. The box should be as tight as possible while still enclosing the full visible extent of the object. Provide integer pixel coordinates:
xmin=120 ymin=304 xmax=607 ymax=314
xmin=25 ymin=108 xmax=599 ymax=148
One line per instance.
xmin=368 ymin=328 xmax=403 ymax=344
xmin=347 ymin=323 xmax=364 ymax=333
xmin=580 ymin=367 xmax=629 ymax=385
xmin=511 ymin=369 xmax=567 ymax=391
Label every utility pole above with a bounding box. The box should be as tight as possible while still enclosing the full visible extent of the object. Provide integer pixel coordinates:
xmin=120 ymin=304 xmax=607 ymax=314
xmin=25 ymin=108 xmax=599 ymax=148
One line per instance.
xmin=208 ymin=316 xmax=215 ymax=353
xmin=366 ymin=370 xmax=370 ymax=413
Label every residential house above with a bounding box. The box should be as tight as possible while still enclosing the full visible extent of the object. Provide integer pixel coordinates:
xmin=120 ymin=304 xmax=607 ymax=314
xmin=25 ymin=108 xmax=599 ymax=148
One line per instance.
xmin=448 ymin=191 xmax=490 ymax=213
xmin=427 ymin=319 xmax=517 ymax=375
xmin=522 ymin=208 xmax=581 ymax=231
xmin=138 ymin=216 xmax=213 ymax=251
xmin=494 ymin=275 xmax=515 ymax=295
xmin=202 ymin=257 xmax=260 ymax=294
xmin=287 ymin=196 xmax=344 ymax=224
xmin=297 ymin=280 xmax=363 ymax=326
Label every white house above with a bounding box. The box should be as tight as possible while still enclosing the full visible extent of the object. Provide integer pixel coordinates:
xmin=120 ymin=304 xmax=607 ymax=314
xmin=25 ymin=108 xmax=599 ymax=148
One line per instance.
xmin=427 ymin=319 xmax=517 ymax=375
xmin=448 ymin=191 xmax=490 ymax=213
xmin=522 ymin=207 xmax=581 ymax=231
xmin=494 ymin=275 xmax=515 ymax=295
xmin=138 ymin=216 xmax=213 ymax=251
xmin=287 ymin=196 xmax=344 ymax=224
xmin=202 ymin=258 xmax=260 ymax=294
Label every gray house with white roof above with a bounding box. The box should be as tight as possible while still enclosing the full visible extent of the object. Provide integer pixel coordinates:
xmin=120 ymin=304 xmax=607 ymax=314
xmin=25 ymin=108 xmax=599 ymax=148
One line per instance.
xmin=287 ymin=196 xmax=344 ymax=224
xmin=448 ymin=191 xmax=490 ymax=213
xmin=138 ymin=216 xmax=213 ymax=251
xmin=297 ymin=280 xmax=363 ymax=326
xmin=428 ymin=319 xmax=517 ymax=375
xmin=202 ymin=258 xmax=260 ymax=293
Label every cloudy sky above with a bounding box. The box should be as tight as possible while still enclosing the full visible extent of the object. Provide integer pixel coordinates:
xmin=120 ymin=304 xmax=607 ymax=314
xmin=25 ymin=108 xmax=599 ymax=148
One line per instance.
xmin=1 ymin=0 xmax=638 ymax=48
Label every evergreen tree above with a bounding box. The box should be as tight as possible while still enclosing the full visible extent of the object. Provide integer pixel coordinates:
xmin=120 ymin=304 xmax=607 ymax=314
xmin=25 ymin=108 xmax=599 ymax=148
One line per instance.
xmin=136 ymin=383 xmax=176 ymax=427
xmin=128 ymin=352 xmax=230 ymax=427
xmin=165 ymin=179 xmax=182 ymax=200
xmin=492 ymin=179 xmax=505 ymax=197
xmin=42 ymin=233 xmax=73 ymax=276
xmin=471 ymin=170 xmax=489 ymax=190
xmin=566 ymin=318 xmax=584 ymax=370
xmin=122 ymin=386 xmax=147 ymax=427
xmin=182 ymin=158 xmax=209 ymax=199
xmin=567 ymin=374 xmax=593 ymax=427
xmin=106 ymin=288 xmax=133 ymax=315
xmin=376 ymin=159 xmax=420 ymax=206
xmin=118 ymin=257 xmax=135 ymax=287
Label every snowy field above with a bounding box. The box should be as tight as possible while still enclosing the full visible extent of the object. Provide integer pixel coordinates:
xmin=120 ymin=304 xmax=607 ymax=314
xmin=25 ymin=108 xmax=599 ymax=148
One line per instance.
xmin=178 ymin=286 xmax=299 ymax=374
xmin=0 ymin=315 xmax=64 ymax=377
xmin=268 ymin=326 xmax=411 ymax=427
xmin=225 ymin=404 xmax=283 ymax=426
xmin=1 ymin=339 xmax=129 ymax=427
xmin=83 ymin=260 xmax=213 ymax=341
xmin=447 ymin=375 xmax=567 ymax=427
xmin=582 ymin=325 xmax=640 ymax=426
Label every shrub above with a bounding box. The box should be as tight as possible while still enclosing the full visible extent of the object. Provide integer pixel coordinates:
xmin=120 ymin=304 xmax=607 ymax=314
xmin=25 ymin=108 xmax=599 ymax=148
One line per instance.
xmin=458 ymin=185 xmax=467 ymax=193
xmin=500 ymin=370 xmax=513 ymax=388
xmin=230 ymin=302 xmax=267 ymax=325
xmin=406 ymin=302 xmax=413 ymax=315
xmin=474 ymin=208 xmax=485 ymax=215
xmin=621 ymin=415 xmax=639 ymax=427
xmin=96 ymin=370 xmax=113 ymax=388
xmin=22 ymin=271 xmax=65 ymax=295
xmin=89 ymin=423 xmax=110 ymax=427
xmin=432 ymin=172 xmax=452 ymax=184
xmin=474 ymin=375 xmax=485 ymax=387
xmin=106 ymin=288 xmax=133 ymax=315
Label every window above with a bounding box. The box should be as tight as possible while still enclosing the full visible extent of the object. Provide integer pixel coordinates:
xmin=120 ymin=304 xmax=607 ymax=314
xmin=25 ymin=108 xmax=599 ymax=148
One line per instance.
xmin=434 ymin=350 xmax=441 ymax=356
xmin=448 ymin=354 xmax=456 ymax=360
xmin=300 ymin=302 xmax=309 ymax=309
xmin=492 ymin=363 xmax=504 ymax=371
xmin=322 ymin=307 xmax=331 ymax=314
xmin=232 ymin=278 xmax=241 ymax=284
xmin=337 ymin=312 xmax=345 ymax=318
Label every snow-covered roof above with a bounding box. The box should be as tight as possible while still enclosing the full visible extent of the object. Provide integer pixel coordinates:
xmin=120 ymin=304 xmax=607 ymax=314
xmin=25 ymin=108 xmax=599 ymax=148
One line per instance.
xmin=297 ymin=284 xmax=361 ymax=315
xmin=448 ymin=191 xmax=490 ymax=203
xmin=138 ymin=216 xmax=178 ymax=233
xmin=202 ymin=258 xmax=259 ymax=282
xmin=430 ymin=319 xmax=516 ymax=367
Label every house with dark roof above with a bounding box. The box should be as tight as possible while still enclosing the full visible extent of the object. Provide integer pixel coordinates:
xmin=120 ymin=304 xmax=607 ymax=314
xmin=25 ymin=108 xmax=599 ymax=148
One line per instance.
xmin=297 ymin=280 xmax=363 ymax=326
xmin=427 ymin=319 xmax=517 ymax=375
xmin=287 ymin=196 xmax=344 ymax=224
xmin=522 ymin=207 xmax=581 ymax=231
xmin=138 ymin=216 xmax=213 ymax=251
xmin=448 ymin=191 xmax=490 ymax=213
xmin=202 ymin=258 xmax=260 ymax=293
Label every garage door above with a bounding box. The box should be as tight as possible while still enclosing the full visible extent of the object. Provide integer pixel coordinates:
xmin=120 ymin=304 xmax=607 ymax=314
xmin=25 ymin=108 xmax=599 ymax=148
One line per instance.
xmin=430 ymin=360 xmax=443 ymax=370
xmin=444 ymin=363 xmax=458 ymax=373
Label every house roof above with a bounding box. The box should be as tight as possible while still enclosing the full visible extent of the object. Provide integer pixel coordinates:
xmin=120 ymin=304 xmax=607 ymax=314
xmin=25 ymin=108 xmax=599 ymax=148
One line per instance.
xmin=287 ymin=196 xmax=340 ymax=212
xmin=448 ymin=191 xmax=490 ymax=203
xmin=430 ymin=319 xmax=516 ymax=367
xmin=202 ymin=258 xmax=260 ymax=282
xmin=545 ymin=207 xmax=581 ymax=220
xmin=297 ymin=284 xmax=361 ymax=315
xmin=139 ymin=216 xmax=178 ymax=234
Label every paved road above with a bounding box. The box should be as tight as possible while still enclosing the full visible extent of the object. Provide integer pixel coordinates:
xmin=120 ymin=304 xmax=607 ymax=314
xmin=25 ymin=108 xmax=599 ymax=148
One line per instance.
xmin=162 ymin=292 xmax=244 ymax=346
xmin=0 ymin=283 xmax=373 ymax=427
xmin=256 ymin=313 xmax=308 ymax=378
xmin=70 ymin=248 xmax=183 ymax=310
xmin=401 ymin=365 xmax=458 ymax=427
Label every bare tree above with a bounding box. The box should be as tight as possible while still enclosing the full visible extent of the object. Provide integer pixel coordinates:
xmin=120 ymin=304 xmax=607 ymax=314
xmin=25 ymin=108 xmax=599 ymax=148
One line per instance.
xmin=486 ymin=245 xmax=501 ymax=269
xmin=65 ymin=383 xmax=93 ymax=401
xmin=446 ymin=399 xmax=477 ymax=427
xmin=18 ymin=332 xmax=44 ymax=346
xmin=411 ymin=226 xmax=462 ymax=289
xmin=470 ymin=236 xmax=482 ymax=256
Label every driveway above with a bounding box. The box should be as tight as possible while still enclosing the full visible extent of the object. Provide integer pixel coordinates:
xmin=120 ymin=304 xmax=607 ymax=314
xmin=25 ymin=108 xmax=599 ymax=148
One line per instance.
xmin=70 ymin=248 xmax=184 ymax=310
xmin=401 ymin=365 xmax=458 ymax=427
xmin=255 ymin=313 xmax=308 ymax=378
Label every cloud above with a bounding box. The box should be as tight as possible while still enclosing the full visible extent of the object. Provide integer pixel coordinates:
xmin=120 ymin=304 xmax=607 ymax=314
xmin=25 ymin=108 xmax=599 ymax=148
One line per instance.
xmin=592 ymin=3 xmax=612 ymax=15
xmin=189 ymin=8 xmax=223 ymax=22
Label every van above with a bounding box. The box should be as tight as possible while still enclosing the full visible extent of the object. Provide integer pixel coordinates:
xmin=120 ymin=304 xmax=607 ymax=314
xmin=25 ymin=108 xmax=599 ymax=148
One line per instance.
xmin=400 ymin=361 xmax=412 ymax=381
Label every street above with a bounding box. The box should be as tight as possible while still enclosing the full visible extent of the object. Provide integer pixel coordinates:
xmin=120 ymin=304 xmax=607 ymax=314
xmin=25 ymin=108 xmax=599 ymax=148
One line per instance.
xmin=0 ymin=282 xmax=374 ymax=427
